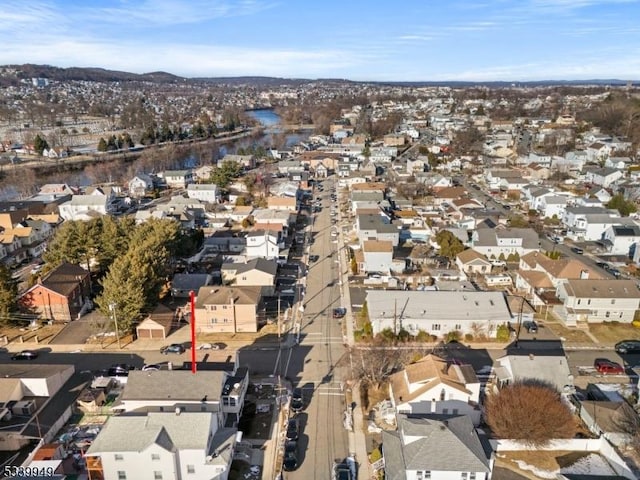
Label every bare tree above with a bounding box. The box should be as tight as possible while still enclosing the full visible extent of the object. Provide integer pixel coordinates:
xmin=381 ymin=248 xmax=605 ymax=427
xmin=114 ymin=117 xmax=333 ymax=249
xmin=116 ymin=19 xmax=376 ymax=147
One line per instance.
xmin=612 ymin=402 xmax=640 ymax=451
xmin=485 ymin=381 xmax=576 ymax=446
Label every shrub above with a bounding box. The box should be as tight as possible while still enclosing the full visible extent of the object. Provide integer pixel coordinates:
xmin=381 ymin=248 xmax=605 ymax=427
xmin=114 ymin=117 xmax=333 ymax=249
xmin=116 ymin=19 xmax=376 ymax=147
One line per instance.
xmin=445 ymin=330 xmax=462 ymax=343
xmin=496 ymin=324 xmax=510 ymax=342
xmin=464 ymin=333 xmax=474 ymax=342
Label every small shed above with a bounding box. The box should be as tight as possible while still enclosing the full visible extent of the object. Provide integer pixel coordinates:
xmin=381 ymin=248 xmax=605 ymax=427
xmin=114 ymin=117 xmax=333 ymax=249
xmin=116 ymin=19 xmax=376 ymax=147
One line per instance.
xmin=135 ymin=304 xmax=175 ymax=339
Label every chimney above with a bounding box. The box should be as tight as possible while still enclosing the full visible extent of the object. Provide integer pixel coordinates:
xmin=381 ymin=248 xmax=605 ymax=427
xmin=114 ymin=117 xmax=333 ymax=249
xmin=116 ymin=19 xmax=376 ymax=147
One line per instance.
xmin=175 ymin=407 xmax=181 ymax=416
xmin=580 ymin=269 xmax=589 ymax=280
xmin=529 ymin=353 xmax=535 ymax=360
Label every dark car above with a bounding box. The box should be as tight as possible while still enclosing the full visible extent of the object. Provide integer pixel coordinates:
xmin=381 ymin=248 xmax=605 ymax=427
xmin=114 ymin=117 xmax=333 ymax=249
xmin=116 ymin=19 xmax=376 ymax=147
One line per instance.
xmin=523 ymin=321 xmax=538 ymax=333
xmin=333 ymin=307 xmax=347 ymax=319
xmin=571 ymin=247 xmax=584 ymax=254
xmin=595 ymin=262 xmax=609 ymax=269
xmin=283 ymin=441 xmax=299 ymax=471
xmin=594 ymin=359 xmax=624 ymax=375
xmin=160 ymin=343 xmax=186 ymax=355
xmin=309 ymin=255 xmax=320 ymax=263
xmin=11 ymin=350 xmax=38 ymax=360
xmin=291 ymin=387 xmax=304 ymax=413
xmin=615 ymin=340 xmax=640 ymax=354
xmin=285 ymin=418 xmax=300 ymax=441
xmin=108 ymin=364 xmax=135 ymax=377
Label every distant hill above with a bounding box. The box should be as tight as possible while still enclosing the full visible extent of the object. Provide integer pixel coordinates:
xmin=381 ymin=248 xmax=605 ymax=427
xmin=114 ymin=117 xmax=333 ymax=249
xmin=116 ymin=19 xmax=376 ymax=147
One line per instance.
xmin=1 ymin=64 xmax=185 ymax=84
xmin=0 ymin=64 xmax=637 ymax=87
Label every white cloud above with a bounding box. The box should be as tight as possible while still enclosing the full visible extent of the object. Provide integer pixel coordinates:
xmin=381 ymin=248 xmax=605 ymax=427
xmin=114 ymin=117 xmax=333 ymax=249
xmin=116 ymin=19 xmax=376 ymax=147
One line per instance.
xmin=84 ymin=0 xmax=278 ymax=26
xmin=0 ymin=1 xmax=67 ymax=31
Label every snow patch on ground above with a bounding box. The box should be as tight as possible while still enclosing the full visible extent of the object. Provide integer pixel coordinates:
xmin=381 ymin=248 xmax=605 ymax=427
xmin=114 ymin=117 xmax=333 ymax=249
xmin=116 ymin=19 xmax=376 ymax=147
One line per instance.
xmin=512 ymin=453 xmax=615 ymax=479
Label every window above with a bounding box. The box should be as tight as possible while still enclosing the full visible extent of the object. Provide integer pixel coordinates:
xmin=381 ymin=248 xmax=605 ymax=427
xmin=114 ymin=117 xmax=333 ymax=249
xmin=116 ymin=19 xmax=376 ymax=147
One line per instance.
xmin=455 ymin=324 xmax=462 ymax=330
xmin=154 ymin=472 xmax=163 ymax=480
xmin=187 ymin=465 xmax=195 ymax=474
xmin=453 ymin=409 xmax=459 ymax=414
xmin=469 ymin=474 xmax=476 ymax=480
xmin=433 ymin=324 xmax=441 ymax=331
xmin=117 ymin=472 xmax=127 ymax=480
xmin=605 ymin=311 xmax=610 ymax=318
xmin=151 ymin=453 xmax=160 ymax=461
xmin=443 ymin=408 xmax=449 ymax=414
xmin=577 ymin=299 xmax=581 ymax=305
xmin=611 ymin=299 xmax=616 ymax=305
xmin=587 ymin=299 xmax=591 ymax=305
xmin=114 ymin=454 xmax=123 ymax=461
xmin=461 ymin=473 xmax=468 ymax=480
xmin=440 ymin=389 xmax=446 ymax=401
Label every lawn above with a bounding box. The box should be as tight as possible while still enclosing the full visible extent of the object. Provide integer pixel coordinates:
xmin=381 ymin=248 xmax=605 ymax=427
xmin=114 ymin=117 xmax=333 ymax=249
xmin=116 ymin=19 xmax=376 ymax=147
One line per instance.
xmin=589 ymin=321 xmax=640 ymax=344
xmin=543 ymin=322 xmax=593 ymax=344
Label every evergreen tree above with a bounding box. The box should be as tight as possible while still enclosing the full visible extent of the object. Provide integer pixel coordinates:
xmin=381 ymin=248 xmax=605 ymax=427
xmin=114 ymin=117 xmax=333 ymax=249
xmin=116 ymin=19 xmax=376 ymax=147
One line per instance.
xmin=34 ymin=134 xmax=49 ymax=155
xmin=97 ymin=137 xmax=108 ymax=152
xmin=0 ymin=264 xmax=18 ymax=326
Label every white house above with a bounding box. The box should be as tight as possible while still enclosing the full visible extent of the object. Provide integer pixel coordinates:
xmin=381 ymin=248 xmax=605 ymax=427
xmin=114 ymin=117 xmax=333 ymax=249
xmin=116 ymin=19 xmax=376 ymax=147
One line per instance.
xmin=471 ymin=227 xmax=540 ymax=259
xmin=59 ymin=195 xmax=114 ymax=221
xmin=538 ymin=195 xmax=568 ymax=219
xmin=128 ymin=174 xmax=155 ymax=198
xmin=382 ymin=414 xmax=494 ymax=480
xmin=244 ymin=230 xmax=280 ymax=260
xmin=360 ymin=240 xmax=394 ymax=274
xmin=389 ymin=354 xmax=482 ymax=425
xmin=85 ymin=412 xmax=236 ymax=480
xmin=492 ymin=354 xmax=573 ymax=393
xmin=162 ymin=170 xmax=194 ymax=188
xmin=585 ymin=167 xmax=624 ymax=189
xmin=365 ymin=290 xmax=512 ymax=338
xmin=601 ymin=224 xmax=640 ymax=256
xmin=555 ymin=279 xmax=640 ymax=326
xmin=187 ymin=184 xmax=219 ymax=204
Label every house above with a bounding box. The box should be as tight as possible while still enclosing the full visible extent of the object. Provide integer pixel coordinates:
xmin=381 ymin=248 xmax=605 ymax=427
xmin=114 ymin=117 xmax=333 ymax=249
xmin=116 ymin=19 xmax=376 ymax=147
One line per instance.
xmin=195 ymin=286 xmax=266 ymax=333
xmin=58 ymin=194 xmax=115 ymax=221
xmin=471 ymin=227 xmax=540 ymax=259
xmin=456 ymin=249 xmax=491 ymax=275
xmin=365 ymin=290 xmax=512 ymax=338
xmin=555 ymin=279 xmax=640 ymax=325
xmin=0 ymin=364 xmax=76 ymax=451
xmin=19 ymin=263 xmax=92 ymax=322
xmin=359 ymin=240 xmax=394 ymax=274
xmin=193 ymin=164 xmax=216 ymax=181
xmin=244 ymin=230 xmax=280 ymax=260
xmin=267 ymin=196 xmax=297 ymax=212
xmin=492 ymin=354 xmax=573 ymax=393
xmin=85 ymin=411 xmax=237 ymax=480
xmin=389 ymin=354 xmax=482 ymax=425
xmin=187 ymin=184 xmax=219 ymax=204
xmin=601 ymin=224 xmax=640 ymax=256
xmin=562 ymin=207 xmax=619 ymax=241
xmin=356 ymin=214 xmax=400 ymax=246
xmin=382 ymin=414 xmax=493 ymax=480
xmin=170 ymin=273 xmax=213 ymax=299
xmin=221 ymin=258 xmax=277 ymax=291
xmin=538 ymin=195 xmax=568 ymax=219
xmin=219 ymin=154 xmax=255 ymax=170
xmin=585 ymin=167 xmax=624 ymax=189
xmin=162 ymin=169 xmax=194 ymax=188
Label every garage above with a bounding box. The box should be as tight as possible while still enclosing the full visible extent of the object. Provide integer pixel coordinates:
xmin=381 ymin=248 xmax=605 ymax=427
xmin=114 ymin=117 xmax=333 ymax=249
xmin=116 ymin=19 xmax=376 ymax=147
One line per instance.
xmin=135 ymin=305 xmax=175 ymax=340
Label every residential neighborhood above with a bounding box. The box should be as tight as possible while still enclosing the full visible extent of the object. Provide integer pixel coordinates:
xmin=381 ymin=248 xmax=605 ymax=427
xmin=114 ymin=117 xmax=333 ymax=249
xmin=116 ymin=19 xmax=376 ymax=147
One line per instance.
xmin=0 ymin=68 xmax=640 ymax=480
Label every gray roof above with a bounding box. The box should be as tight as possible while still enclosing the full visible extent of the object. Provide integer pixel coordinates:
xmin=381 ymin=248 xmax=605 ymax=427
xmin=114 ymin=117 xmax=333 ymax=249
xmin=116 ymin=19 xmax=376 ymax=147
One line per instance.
xmin=562 ymin=279 xmax=640 ymax=299
xmin=365 ymin=290 xmax=511 ymax=323
xmin=495 ymin=355 xmax=572 ymax=392
xmin=120 ymin=370 xmax=224 ymax=402
xmin=187 ymin=184 xmax=218 ymax=191
xmin=171 ymin=273 xmax=212 ymax=291
xmin=220 ymin=257 xmax=278 ymax=276
xmin=383 ymin=414 xmax=491 ymax=479
xmin=86 ymin=411 xmax=215 ymax=454
xmin=474 ymin=227 xmax=539 ymax=249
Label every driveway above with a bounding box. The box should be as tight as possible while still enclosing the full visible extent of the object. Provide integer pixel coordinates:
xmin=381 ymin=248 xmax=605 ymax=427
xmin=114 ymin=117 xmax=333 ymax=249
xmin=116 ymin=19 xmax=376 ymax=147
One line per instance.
xmin=49 ymin=310 xmax=109 ymax=345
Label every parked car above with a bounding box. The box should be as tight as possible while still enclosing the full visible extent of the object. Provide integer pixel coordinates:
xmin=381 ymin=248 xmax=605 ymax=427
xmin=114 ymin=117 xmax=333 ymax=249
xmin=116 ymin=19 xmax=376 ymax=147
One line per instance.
xmin=108 ymin=364 xmax=135 ymax=376
xmin=523 ymin=321 xmax=538 ymax=333
xmin=141 ymin=364 xmax=161 ymax=371
xmin=11 ymin=350 xmax=38 ymax=360
xmin=333 ymin=307 xmax=347 ymax=319
xmin=615 ymin=340 xmax=640 ymax=354
xmin=594 ymin=359 xmax=624 ymax=375
xmin=291 ymin=388 xmax=304 ymax=413
xmin=283 ymin=441 xmax=299 ymax=471
xmin=285 ymin=418 xmax=300 ymax=441
xmin=198 ymin=342 xmax=226 ymax=350
xmin=309 ymin=255 xmax=320 ymax=263
xmin=160 ymin=343 xmax=186 ymax=355
xmin=571 ymin=247 xmax=584 ymax=254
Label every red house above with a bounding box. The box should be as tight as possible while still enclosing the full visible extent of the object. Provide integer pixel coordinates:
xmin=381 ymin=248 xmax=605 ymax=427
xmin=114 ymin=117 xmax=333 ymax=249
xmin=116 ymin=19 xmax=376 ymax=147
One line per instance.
xmin=20 ymin=262 xmax=92 ymax=322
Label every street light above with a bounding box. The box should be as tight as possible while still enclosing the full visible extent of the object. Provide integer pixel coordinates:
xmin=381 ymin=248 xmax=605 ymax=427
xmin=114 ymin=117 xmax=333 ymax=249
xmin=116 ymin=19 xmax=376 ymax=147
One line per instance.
xmin=108 ymin=303 xmax=122 ymax=349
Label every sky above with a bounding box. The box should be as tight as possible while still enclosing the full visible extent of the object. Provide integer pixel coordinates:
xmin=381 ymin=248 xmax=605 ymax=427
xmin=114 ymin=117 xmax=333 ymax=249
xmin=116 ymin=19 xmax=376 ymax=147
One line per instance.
xmin=1 ymin=0 xmax=640 ymax=82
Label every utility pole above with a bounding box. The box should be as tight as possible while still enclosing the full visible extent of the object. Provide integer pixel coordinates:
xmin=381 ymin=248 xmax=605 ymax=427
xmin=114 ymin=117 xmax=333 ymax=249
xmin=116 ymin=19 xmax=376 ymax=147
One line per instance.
xmin=109 ymin=303 xmax=122 ymax=349
xmin=277 ymin=294 xmax=281 ymax=339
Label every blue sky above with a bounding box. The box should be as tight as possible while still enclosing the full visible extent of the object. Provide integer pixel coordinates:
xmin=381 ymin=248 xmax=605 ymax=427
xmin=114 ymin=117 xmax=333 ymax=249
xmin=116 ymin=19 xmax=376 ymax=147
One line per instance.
xmin=1 ymin=0 xmax=639 ymax=81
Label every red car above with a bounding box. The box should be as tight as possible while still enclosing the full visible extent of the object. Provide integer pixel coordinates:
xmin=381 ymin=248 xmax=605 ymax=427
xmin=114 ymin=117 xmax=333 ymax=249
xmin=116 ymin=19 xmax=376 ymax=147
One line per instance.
xmin=594 ymin=359 xmax=624 ymax=375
